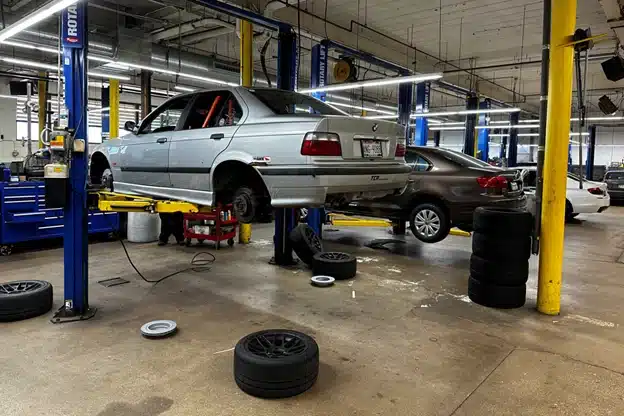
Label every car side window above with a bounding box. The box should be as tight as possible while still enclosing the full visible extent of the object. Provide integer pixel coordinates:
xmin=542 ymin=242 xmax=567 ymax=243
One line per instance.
xmin=405 ymin=152 xmax=432 ymax=172
xmin=183 ymin=91 xmax=243 ymax=130
xmin=138 ymin=96 xmax=191 ymax=135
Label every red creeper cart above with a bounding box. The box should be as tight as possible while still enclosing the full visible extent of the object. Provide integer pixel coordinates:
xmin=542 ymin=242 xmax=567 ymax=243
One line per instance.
xmin=182 ymin=204 xmax=238 ymax=249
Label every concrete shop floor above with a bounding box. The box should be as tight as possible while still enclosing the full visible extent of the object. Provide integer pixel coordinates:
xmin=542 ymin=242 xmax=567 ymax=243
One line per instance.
xmin=2 ymin=208 xmax=624 ymax=416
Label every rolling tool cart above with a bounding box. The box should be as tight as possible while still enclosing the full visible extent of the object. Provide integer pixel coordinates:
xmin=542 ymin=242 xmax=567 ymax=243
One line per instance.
xmin=183 ymin=204 xmax=238 ymax=249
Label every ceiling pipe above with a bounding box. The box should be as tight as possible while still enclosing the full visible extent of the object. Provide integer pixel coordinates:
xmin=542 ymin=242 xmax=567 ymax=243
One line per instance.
xmin=151 ymin=18 xmax=234 ymax=42
xmin=9 ymin=0 xmax=34 ymax=12
xmin=89 ymin=3 xmax=165 ymax=24
xmin=176 ymin=26 xmax=235 ymax=45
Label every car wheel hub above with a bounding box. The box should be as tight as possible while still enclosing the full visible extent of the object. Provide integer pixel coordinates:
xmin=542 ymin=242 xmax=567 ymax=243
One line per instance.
xmin=247 ymin=332 xmax=307 ymax=358
xmin=0 ymin=281 xmax=42 ymax=294
xmin=414 ymin=209 xmax=441 ymax=238
xmin=234 ymin=194 xmax=251 ymax=217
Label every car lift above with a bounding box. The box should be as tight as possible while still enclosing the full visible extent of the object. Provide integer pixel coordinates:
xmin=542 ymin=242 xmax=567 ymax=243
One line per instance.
xmin=52 ymin=0 xmax=299 ymax=322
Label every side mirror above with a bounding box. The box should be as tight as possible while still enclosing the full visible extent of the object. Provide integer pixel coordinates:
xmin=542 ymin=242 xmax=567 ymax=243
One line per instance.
xmin=124 ymin=121 xmax=136 ymax=132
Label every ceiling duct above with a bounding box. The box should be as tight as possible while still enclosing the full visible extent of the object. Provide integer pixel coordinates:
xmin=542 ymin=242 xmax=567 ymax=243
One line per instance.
xmin=151 ymin=18 xmax=234 ymax=42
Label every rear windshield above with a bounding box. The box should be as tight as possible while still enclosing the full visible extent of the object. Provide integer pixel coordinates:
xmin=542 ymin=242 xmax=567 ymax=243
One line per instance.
xmin=437 ymin=148 xmax=494 ymax=168
xmin=605 ymin=171 xmax=624 ymax=180
xmin=247 ymin=88 xmax=346 ymax=116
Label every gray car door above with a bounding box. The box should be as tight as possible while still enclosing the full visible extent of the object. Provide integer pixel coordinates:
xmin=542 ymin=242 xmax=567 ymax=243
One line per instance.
xmin=169 ymin=91 xmax=246 ymax=191
xmin=120 ymin=95 xmax=192 ymax=188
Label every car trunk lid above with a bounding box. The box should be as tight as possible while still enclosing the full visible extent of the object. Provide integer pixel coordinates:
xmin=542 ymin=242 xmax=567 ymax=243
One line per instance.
xmin=317 ymin=116 xmax=405 ymax=161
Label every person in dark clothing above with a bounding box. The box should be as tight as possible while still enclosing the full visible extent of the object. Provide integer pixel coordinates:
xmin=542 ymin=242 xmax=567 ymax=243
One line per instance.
xmin=158 ymin=212 xmax=185 ymax=246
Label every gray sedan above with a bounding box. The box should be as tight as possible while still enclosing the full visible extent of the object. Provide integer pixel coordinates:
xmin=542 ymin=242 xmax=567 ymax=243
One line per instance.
xmin=90 ymin=87 xmax=410 ymax=222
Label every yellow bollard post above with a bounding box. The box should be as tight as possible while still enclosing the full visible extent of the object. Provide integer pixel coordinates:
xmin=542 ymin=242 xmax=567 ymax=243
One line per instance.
xmin=239 ymin=19 xmax=253 ymax=244
xmin=37 ymin=72 xmax=47 ymax=148
xmin=537 ymin=0 xmax=577 ymax=315
xmin=109 ymin=79 xmax=119 ymax=139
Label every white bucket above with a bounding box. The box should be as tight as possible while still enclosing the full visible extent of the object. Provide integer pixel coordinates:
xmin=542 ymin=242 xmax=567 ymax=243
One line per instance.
xmin=127 ymin=212 xmax=161 ymax=243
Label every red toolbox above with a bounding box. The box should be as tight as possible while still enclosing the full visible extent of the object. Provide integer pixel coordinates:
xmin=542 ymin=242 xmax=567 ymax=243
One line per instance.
xmin=182 ymin=204 xmax=237 ymax=249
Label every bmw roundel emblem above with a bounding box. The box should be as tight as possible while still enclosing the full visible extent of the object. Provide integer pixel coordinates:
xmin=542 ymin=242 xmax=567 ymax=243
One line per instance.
xmin=372 ymin=123 xmax=379 ymax=132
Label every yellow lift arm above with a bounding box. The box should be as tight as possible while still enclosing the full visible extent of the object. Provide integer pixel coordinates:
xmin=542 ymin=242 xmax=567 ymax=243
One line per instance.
xmin=93 ymin=191 xmax=214 ymax=214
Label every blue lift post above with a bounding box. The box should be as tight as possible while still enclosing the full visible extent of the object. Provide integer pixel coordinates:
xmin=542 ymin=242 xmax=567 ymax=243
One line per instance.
xmin=507 ymin=112 xmax=519 ymax=167
xmin=53 ymin=2 xmax=95 ymax=322
xmin=586 ymin=125 xmax=596 ymax=180
xmin=413 ymin=82 xmax=430 ymax=146
xmin=476 ymin=99 xmax=491 ymax=161
xmin=306 ymin=42 xmax=328 ymax=237
xmin=272 ymin=28 xmax=298 ymax=266
xmin=463 ymin=94 xmax=479 ymax=156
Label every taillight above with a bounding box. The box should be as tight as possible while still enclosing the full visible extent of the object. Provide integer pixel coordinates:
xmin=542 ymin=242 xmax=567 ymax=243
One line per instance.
xmin=395 ymin=142 xmax=406 ymax=157
xmin=588 ymin=187 xmax=604 ymax=195
xmin=477 ymin=175 xmax=508 ymax=189
xmin=301 ymin=132 xmax=342 ymax=156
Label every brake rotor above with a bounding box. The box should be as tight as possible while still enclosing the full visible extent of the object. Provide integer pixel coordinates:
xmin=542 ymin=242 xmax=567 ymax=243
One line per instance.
xmin=140 ymin=320 xmax=178 ymax=338
xmin=310 ymin=275 xmax=335 ymax=287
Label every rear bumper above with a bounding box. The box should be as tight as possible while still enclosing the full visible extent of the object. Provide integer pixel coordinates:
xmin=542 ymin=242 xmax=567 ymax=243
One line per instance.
xmin=608 ymin=189 xmax=624 ymax=200
xmin=572 ymin=194 xmax=610 ymax=214
xmin=259 ymin=164 xmax=411 ymax=207
xmin=451 ymin=195 xmax=528 ymax=226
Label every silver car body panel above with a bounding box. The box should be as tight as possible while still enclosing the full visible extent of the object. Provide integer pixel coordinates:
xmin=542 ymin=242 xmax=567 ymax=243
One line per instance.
xmin=92 ymin=87 xmax=410 ymax=208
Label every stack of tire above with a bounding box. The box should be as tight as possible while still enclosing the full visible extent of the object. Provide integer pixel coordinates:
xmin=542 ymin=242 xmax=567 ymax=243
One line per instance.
xmin=469 ymin=207 xmax=532 ymax=309
xmin=290 ymin=224 xmax=358 ymax=280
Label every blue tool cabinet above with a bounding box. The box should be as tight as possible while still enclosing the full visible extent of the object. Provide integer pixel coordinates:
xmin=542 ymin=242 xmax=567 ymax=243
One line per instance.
xmin=0 ymin=181 xmax=119 ymax=254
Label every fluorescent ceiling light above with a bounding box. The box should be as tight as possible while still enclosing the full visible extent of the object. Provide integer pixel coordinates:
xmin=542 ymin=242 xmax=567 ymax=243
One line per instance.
xmin=429 ymin=126 xmax=466 ymax=131
xmin=1 ymin=40 xmax=58 ymax=54
xmin=362 ymin=115 xmax=397 ymax=120
xmin=412 ymin=107 xmax=521 ymax=118
xmin=325 ymin=100 xmax=396 ymax=115
xmin=475 ymin=124 xmax=540 ymax=130
xmin=175 ymin=86 xmax=195 ymax=92
xmin=490 ymin=120 xmax=511 ymax=125
xmin=437 ymin=121 xmax=465 ymax=126
xmin=519 ymin=119 xmax=539 ymax=123
xmin=299 ymin=73 xmax=443 ymax=94
xmin=0 ymin=0 xmax=79 ymax=42
xmin=519 ymin=117 xmax=624 ymax=122
xmin=570 ymin=132 xmax=590 ymax=136
xmin=88 ymin=71 xmax=130 ymax=81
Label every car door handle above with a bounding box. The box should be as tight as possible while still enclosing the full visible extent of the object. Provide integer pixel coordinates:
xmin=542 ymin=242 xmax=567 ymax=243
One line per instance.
xmin=210 ymin=133 xmax=224 ymax=140
xmin=156 ymin=137 xmax=168 ymax=144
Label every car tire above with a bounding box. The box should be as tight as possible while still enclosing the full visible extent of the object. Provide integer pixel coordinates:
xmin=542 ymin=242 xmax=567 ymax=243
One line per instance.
xmin=472 ymin=207 xmax=532 ymax=237
xmin=470 ymin=254 xmax=529 ymax=286
xmin=472 ymin=232 xmax=531 ymax=262
xmin=234 ymin=329 xmax=319 ymax=399
xmin=468 ymin=276 xmax=526 ymax=309
xmin=311 ymin=252 xmax=357 ymax=280
xmin=233 ymin=186 xmax=260 ymax=224
xmin=565 ymin=200 xmax=575 ymax=222
xmin=409 ymin=203 xmax=450 ymax=243
xmin=0 ymin=280 xmax=53 ymax=322
xmin=289 ymin=224 xmax=323 ymax=266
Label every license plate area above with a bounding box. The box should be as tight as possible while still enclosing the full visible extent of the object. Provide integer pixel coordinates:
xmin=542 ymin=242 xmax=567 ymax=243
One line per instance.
xmin=361 ymin=140 xmax=383 ymax=158
xmin=510 ymin=182 xmax=519 ymax=191
xmin=618 ymin=184 xmax=624 ymax=189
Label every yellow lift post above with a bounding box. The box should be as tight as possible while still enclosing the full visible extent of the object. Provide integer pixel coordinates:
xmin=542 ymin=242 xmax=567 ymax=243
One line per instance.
xmin=94 ymin=191 xmax=214 ymax=214
xmin=537 ymin=0 xmax=577 ymax=315
xmin=238 ymin=19 xmax=253 ymax=244
xmin=327 ymin=213 xmax=471 ymax=237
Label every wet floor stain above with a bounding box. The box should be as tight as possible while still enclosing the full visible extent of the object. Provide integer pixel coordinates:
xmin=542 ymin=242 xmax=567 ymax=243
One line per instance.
xmin=97 ymin=397 xmax=174 ymax=416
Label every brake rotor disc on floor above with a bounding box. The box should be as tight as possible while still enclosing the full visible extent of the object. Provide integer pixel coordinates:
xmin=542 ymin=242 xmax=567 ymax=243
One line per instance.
xmin=141 ymin=320 xmax=177 ymax=338
xmin=310 ymin=275 xmax=335 ymax=287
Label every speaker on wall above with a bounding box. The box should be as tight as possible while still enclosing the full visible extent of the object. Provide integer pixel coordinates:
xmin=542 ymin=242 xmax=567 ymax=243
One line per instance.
xmin=601 ymin=56 xmax=624 ymax=82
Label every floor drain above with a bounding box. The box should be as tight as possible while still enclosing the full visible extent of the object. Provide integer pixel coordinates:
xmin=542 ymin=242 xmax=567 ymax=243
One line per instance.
xmin=97 ymin=277 xmax=130 ymax=287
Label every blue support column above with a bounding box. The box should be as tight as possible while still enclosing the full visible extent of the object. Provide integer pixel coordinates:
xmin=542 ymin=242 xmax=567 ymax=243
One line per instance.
xmin=586 ymin=125 xmax=596 ymax=180
xmin=508 ymin=112 xmax=519 ymax=167
xmin=398 ymin=81 xmax=413 ymax=141
xmin=55 ymin=2 xmax=93 ymax=320
xmin=272 ymin=29 xmax=298 ymax=266
xmin=433 ymin=130 xmax=441 ymax=147
xmin=306 ymin=42 xmax=328 ymax=236
xmin=476 ymin=99 xmax=491 ymax=161
xmin=463 ymin=94 xmax=478 ymax=155
xmin=101 ymin=86 xmax=110 ymax=140
xmin=413 ymin=82 xmax=430 ymax=146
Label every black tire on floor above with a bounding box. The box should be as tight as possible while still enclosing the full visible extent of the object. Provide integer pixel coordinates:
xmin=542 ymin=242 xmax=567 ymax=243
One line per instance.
xmin=311 ymin=252 xmax=357 ymax=280
xmin=472 ymin=232 xmax=531 ymax=262
xmin=472 ymin=206 xmax=533 ymax=237
xmin=234 ymin=329 xmax=319 ymax=399
xmin=289 ymin=224 xmax=323 ymax=266
xmin=0 ymin=280 xmax=53 ymax=322
xmin=468 ymin=276 xmax=526 ymax=309
xmin=470 ymin=254 xmax=529 ymax=286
